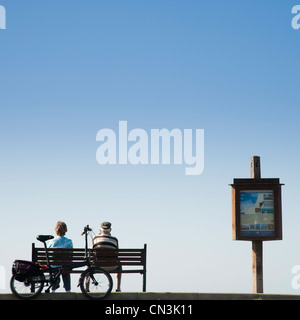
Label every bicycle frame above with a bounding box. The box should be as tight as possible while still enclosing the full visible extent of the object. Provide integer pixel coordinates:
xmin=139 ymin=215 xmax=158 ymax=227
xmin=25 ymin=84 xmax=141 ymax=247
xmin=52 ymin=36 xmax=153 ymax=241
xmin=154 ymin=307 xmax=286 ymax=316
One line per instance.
xmin=40 ymin=225 xmax=93 ymax=291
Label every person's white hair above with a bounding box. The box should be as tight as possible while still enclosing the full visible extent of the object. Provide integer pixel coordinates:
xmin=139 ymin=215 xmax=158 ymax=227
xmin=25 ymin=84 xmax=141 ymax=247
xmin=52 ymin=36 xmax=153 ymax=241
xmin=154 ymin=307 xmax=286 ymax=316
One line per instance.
xmin=100 ymin=228 xmax=111 ymax=235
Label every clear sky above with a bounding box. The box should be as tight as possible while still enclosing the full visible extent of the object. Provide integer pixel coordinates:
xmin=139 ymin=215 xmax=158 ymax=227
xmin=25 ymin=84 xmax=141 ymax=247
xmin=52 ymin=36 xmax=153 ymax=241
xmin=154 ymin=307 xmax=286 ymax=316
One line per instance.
xmin=1 ymin=0 xmax=300 ymax=294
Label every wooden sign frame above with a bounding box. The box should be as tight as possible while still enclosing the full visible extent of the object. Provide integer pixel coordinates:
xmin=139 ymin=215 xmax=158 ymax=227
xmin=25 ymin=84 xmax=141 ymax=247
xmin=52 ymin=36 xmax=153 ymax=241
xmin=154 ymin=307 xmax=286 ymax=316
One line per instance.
xmin=231 ymin=178 xmax=283 ymax=241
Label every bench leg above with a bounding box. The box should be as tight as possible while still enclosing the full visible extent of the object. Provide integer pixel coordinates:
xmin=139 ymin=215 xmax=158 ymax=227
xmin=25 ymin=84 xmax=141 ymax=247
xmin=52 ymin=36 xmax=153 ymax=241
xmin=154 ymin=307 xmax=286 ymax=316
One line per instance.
xmin=143 ymin=271 xmax=146 ymax=292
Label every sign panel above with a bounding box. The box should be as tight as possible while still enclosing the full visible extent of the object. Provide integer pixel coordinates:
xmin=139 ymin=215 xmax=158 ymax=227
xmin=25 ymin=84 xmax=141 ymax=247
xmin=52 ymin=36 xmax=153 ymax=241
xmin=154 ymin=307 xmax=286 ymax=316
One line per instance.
xmin=240 ymin=190 xmax=274 ymax=237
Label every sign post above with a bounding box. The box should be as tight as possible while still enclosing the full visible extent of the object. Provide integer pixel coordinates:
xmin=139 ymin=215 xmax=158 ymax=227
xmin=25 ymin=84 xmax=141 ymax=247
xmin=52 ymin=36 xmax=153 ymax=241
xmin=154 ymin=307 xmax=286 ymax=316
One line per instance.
xmin=251 ymin=156 xmax=263 ymax=293
xmin=230 ymin=156 xmax=284 ymax=293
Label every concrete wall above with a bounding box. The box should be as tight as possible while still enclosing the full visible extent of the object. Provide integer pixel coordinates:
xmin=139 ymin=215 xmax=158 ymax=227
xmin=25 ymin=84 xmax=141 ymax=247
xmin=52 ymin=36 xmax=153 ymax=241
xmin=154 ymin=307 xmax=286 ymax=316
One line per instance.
xmin=2 ymin=292 xmax=300 ymax=300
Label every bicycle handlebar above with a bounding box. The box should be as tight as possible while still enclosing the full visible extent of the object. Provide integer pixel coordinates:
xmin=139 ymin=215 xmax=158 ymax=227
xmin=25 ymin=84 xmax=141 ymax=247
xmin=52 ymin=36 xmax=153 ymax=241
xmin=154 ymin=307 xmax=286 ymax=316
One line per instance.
xmin=81 ymin=225 xmax=92 ymax=236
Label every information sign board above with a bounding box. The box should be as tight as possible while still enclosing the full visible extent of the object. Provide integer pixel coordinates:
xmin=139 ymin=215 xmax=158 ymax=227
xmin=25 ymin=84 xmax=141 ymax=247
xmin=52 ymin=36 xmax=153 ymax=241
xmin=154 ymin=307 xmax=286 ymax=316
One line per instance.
xmin=231 ymin=179 xmax=283 ymax=241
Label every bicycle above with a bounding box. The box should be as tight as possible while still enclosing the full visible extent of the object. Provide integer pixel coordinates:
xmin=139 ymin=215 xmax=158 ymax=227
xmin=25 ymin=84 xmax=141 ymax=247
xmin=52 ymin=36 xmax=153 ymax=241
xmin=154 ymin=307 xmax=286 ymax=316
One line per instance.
xmin=10 ymin=225 xmax=113 ymax=300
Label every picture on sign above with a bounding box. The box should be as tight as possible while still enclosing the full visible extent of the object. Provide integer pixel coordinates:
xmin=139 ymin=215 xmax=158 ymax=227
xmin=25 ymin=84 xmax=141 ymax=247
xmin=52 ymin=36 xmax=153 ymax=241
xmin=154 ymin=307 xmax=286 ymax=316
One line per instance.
xmin=240 ymin=190 xmax=275 ymax=237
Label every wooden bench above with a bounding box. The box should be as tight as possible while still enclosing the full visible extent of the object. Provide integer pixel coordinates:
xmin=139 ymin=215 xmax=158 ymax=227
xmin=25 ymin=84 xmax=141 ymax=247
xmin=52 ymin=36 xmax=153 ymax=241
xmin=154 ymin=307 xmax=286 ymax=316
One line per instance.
xmin=31 ymin=243 xmax=147 ymax=292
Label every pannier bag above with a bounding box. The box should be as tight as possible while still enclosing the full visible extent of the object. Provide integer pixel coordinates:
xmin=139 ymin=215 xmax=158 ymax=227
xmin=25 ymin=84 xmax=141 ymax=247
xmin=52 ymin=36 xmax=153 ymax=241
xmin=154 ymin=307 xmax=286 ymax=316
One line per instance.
xmin=12 ymin=260 xmax=42 ymax=281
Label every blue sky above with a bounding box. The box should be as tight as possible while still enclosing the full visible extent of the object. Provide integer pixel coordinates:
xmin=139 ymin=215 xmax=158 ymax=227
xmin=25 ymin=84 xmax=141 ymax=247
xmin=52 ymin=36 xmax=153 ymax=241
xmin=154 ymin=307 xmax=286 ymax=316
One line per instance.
xmin=1 ymin=1 xmax=300 ymax=294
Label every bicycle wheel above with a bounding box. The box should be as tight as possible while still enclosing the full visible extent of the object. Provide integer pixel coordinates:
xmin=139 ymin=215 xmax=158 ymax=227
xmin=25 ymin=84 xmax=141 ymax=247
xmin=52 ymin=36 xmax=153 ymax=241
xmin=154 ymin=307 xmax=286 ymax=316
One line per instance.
xmin=79 ymin=267 xmax=112 ymax=300
xmin=10 ymin=274 xmax=44 ymax=299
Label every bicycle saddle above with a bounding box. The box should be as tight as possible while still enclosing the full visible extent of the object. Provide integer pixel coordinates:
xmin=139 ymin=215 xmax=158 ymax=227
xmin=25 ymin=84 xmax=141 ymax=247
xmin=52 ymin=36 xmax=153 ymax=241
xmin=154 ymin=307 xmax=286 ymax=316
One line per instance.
xmin=36 ymin=235 xmax=54 ymax=242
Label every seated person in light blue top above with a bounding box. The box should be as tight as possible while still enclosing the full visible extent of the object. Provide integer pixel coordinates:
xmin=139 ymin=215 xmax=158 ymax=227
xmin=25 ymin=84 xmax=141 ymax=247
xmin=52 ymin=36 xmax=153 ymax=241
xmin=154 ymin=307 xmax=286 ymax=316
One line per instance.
xmin=47 ymin=221 xmax=73 ymax=292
